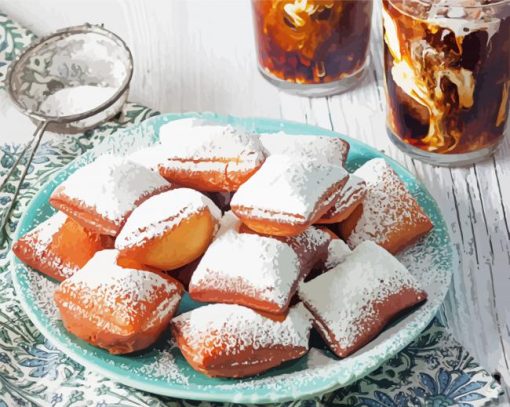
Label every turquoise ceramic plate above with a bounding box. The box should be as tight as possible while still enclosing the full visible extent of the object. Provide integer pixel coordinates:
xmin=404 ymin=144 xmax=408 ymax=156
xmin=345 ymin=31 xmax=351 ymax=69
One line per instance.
xmin=10 ymin=113 xmax=454 ymax=404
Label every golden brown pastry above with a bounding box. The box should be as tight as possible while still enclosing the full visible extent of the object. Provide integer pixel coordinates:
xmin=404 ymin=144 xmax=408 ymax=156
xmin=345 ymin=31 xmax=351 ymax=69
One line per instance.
xmin=115 ymin=188 xmax=221 ymax=271
xmin=339 ymin=158 xmax=433 ymax=253
xmin=13 ymin=212 xmax=107 ymax=281
xmin=171 ymin=303 xmax=312 ymax=378
xmin=231 ymin=155 xmax=348 ymax=236
xmin=158 ymin=119 xmax=265 ymax=192
xmin=54 ymin=250 xmax=183 ymax=354
xmin=50 ymin=155 xmax=172 ymax=236
xmin=188 ymin=226 xmax=330 ymax=314
xmin=299 ymin=241 xmax=427 ymax=358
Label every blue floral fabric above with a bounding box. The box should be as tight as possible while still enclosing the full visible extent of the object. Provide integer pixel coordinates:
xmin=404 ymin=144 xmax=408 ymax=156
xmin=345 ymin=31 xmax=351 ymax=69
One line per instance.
xmin=0 ymin=12 xmax=503 ymax=407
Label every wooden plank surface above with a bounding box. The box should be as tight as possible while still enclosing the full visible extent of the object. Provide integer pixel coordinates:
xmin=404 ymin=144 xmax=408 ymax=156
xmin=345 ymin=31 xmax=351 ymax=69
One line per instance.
xmin=0 ymin=0 xmax=509 ymax=403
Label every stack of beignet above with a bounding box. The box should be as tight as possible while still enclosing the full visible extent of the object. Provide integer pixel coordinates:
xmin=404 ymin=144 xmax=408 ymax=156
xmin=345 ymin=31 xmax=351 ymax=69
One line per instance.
xmin=14 ymin=118 xmax=433 ymax=378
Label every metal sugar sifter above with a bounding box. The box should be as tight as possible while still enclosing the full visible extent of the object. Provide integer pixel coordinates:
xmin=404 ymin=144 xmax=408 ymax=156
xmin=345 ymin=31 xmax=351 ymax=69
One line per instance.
xmin=1 ymin=24 xmax=133 ymax=236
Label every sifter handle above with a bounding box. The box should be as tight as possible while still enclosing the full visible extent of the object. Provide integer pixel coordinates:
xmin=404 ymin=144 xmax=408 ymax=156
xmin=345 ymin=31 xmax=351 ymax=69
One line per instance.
xmin=0 ymin=120 xmax=49 ymax=245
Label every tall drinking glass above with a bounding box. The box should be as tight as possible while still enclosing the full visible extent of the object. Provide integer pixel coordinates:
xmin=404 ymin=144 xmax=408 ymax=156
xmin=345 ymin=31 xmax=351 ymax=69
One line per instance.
xmin=252 ymin=0 xmax=373 ymax=97
xmin=383 ymin=0 xmax=510 ymax=166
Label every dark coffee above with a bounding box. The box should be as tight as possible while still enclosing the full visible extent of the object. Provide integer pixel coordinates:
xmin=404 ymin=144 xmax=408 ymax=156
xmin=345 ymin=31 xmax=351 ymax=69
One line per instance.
xmin=383 ymin=0 xmax=510 ymax=156
xmin=252 ymin=0 xmax=373 ymax=88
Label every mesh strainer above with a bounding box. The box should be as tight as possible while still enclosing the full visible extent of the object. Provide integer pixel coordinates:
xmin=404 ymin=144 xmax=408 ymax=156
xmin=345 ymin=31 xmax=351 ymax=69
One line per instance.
xmin=1 ymin=24 xmax=133 ymax=237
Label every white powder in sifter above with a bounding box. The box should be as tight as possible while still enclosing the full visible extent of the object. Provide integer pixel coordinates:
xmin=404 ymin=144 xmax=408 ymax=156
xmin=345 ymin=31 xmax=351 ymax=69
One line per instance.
xmin=189 ymin=229 xmax=301 ymax=307
xmin=299 ymin=241 xmax=425 ymax=350
xmin=39 ymin=85 xmax=117 ymax=117
xmin=171 ymin=303 xmax=313 ymax=357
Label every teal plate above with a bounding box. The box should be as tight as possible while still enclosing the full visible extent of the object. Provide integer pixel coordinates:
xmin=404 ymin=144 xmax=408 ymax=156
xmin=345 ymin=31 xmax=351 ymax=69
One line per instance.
xmin=10 ymin=113 xmax=455 ymax=404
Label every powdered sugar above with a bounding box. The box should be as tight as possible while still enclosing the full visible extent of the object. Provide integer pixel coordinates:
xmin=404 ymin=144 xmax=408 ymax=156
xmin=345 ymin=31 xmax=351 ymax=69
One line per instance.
xmin=39 ymin=85 xmax=117 ymax=117
xmin=115 ymin=188 xmax=221 ymax=249
xmin=347 ymin=158 xmax=431 ymax=248
xmin=53 ymin=155 xmax=170 ymax=225
xmin=16 ymin=212 xmax=78 ymax=279
xmin=136 ymin=345 xmax=189 ymax=384
xmin=215 ymin=211 xmax=242 ymax=238
xmin=159 ymin=120 xmax=265 ymax=172
xmin=231 ymin=155 xmax=348 ymax=222
xmin=127 ymin=145 xmax=168 ymax=172
xmin=57 ymin=250 xmax=181 ymax=329
xmin=189 ymin=230 xmax=301 ymax=307
xmin=299 ymin=241 xmax=425 ymax=350
xmin=259 ymin=132 xmax=349 ymax=165
xmin=324 ymin=175 xmax=366 ymax=219
xmin=171 ymin=303 xmax=312 ymax=357
xmin=33 ymin=211 xmax=67 ymax=244
xmin=284 ymin=227 xmax=331 ymax=256
xmin=324 ymin=239 xmax=352 ymax=270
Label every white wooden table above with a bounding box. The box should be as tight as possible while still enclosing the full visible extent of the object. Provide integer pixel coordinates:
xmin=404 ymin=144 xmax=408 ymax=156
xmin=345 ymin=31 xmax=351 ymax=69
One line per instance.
xmin=1 ymin=0 xmax=509 ymax=403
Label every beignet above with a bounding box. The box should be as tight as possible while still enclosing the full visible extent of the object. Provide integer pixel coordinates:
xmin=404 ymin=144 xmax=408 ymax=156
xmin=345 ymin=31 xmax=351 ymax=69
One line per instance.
xmin=299 ymin=241 xmax=427 ymax=358
xmin=318 ymin=175 xmax=366 ymax=224
xmin=115 ymin=188 xmax=221 ymax=271
xmin=231 ymin=155 xmax=348 ymax=236
xmin=50 ymin=155 xmax=172 ymax=236
xmin=54 ymin=250 xmax=183 ymax=354
xmin=339 ymin=158 xmax=433 ymax=254
xmin=189 ymin=226 xmax=329 ymax=314
xmin=158 ymin=119 xmax=265 ymax=192
xmin=259 ymin=132 xmax=349 ymax=165
xmin=170 ymin=303 xmax=312 ymax=378
xmin=12 ymin=212 xmax=106 ymax=281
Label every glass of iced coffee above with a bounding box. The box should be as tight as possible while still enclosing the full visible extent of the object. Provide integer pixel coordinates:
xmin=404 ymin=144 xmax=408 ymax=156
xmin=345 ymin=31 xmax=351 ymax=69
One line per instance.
xmin=383 ymin=0 xmax=510 ymax=166
xmin=251 ymin=0 xmax=373 ymax=97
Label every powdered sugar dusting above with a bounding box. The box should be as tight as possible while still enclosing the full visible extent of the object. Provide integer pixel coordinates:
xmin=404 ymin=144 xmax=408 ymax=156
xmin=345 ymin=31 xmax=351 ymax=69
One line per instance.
xmin=33 ymin=211 xmax=67 ymax=244
xmin=299 ymin=241 xmax=425 ymax=350
xmin=159 ymin=120 xmax=265 ymax=172
xmin=57 ymin=250 xmax=181 ymax=329
xmin=231 ymin=155 xmax=348 ymax=222
xmin=54 ymin=155 xmax=170 ymax=224
xmin=136 ymin=344 xmax=190 ymax=384
xmin=17 ymin=212 xmax=78 ymax=279
xmin=127 ymin=145 xmax=168 ymax=172
xmin=115 ymin=189 xmax=221 ymax=249
xmin=216 ymin=211 xmax=242 ymax=238
xmin=189 ymin=230 xmax=301 ymax=307
xmin=259 ymin=132 xmax=349 ymax=165
xmin=348 ymin=158 xmax=431 ymax=248
xmin=324 ymin=239 xmax=352 ymax=270
xmin=324 ymin=175 xmax=366 ymax=218
xmin=172 ymin=303 xmax=313 ymax=357
xmin=285 ymin=227 xmax=331 ymax=255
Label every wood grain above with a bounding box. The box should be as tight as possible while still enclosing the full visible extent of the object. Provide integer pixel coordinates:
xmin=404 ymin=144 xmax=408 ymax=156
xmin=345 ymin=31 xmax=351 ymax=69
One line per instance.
xmin=0 ymin=0 xmax=509 ymax=401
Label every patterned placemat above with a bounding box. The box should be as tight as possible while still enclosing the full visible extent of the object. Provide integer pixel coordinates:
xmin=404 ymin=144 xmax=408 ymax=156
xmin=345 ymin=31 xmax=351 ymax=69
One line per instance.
xmin=0 ymin=12 xmax=504 ymax=406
